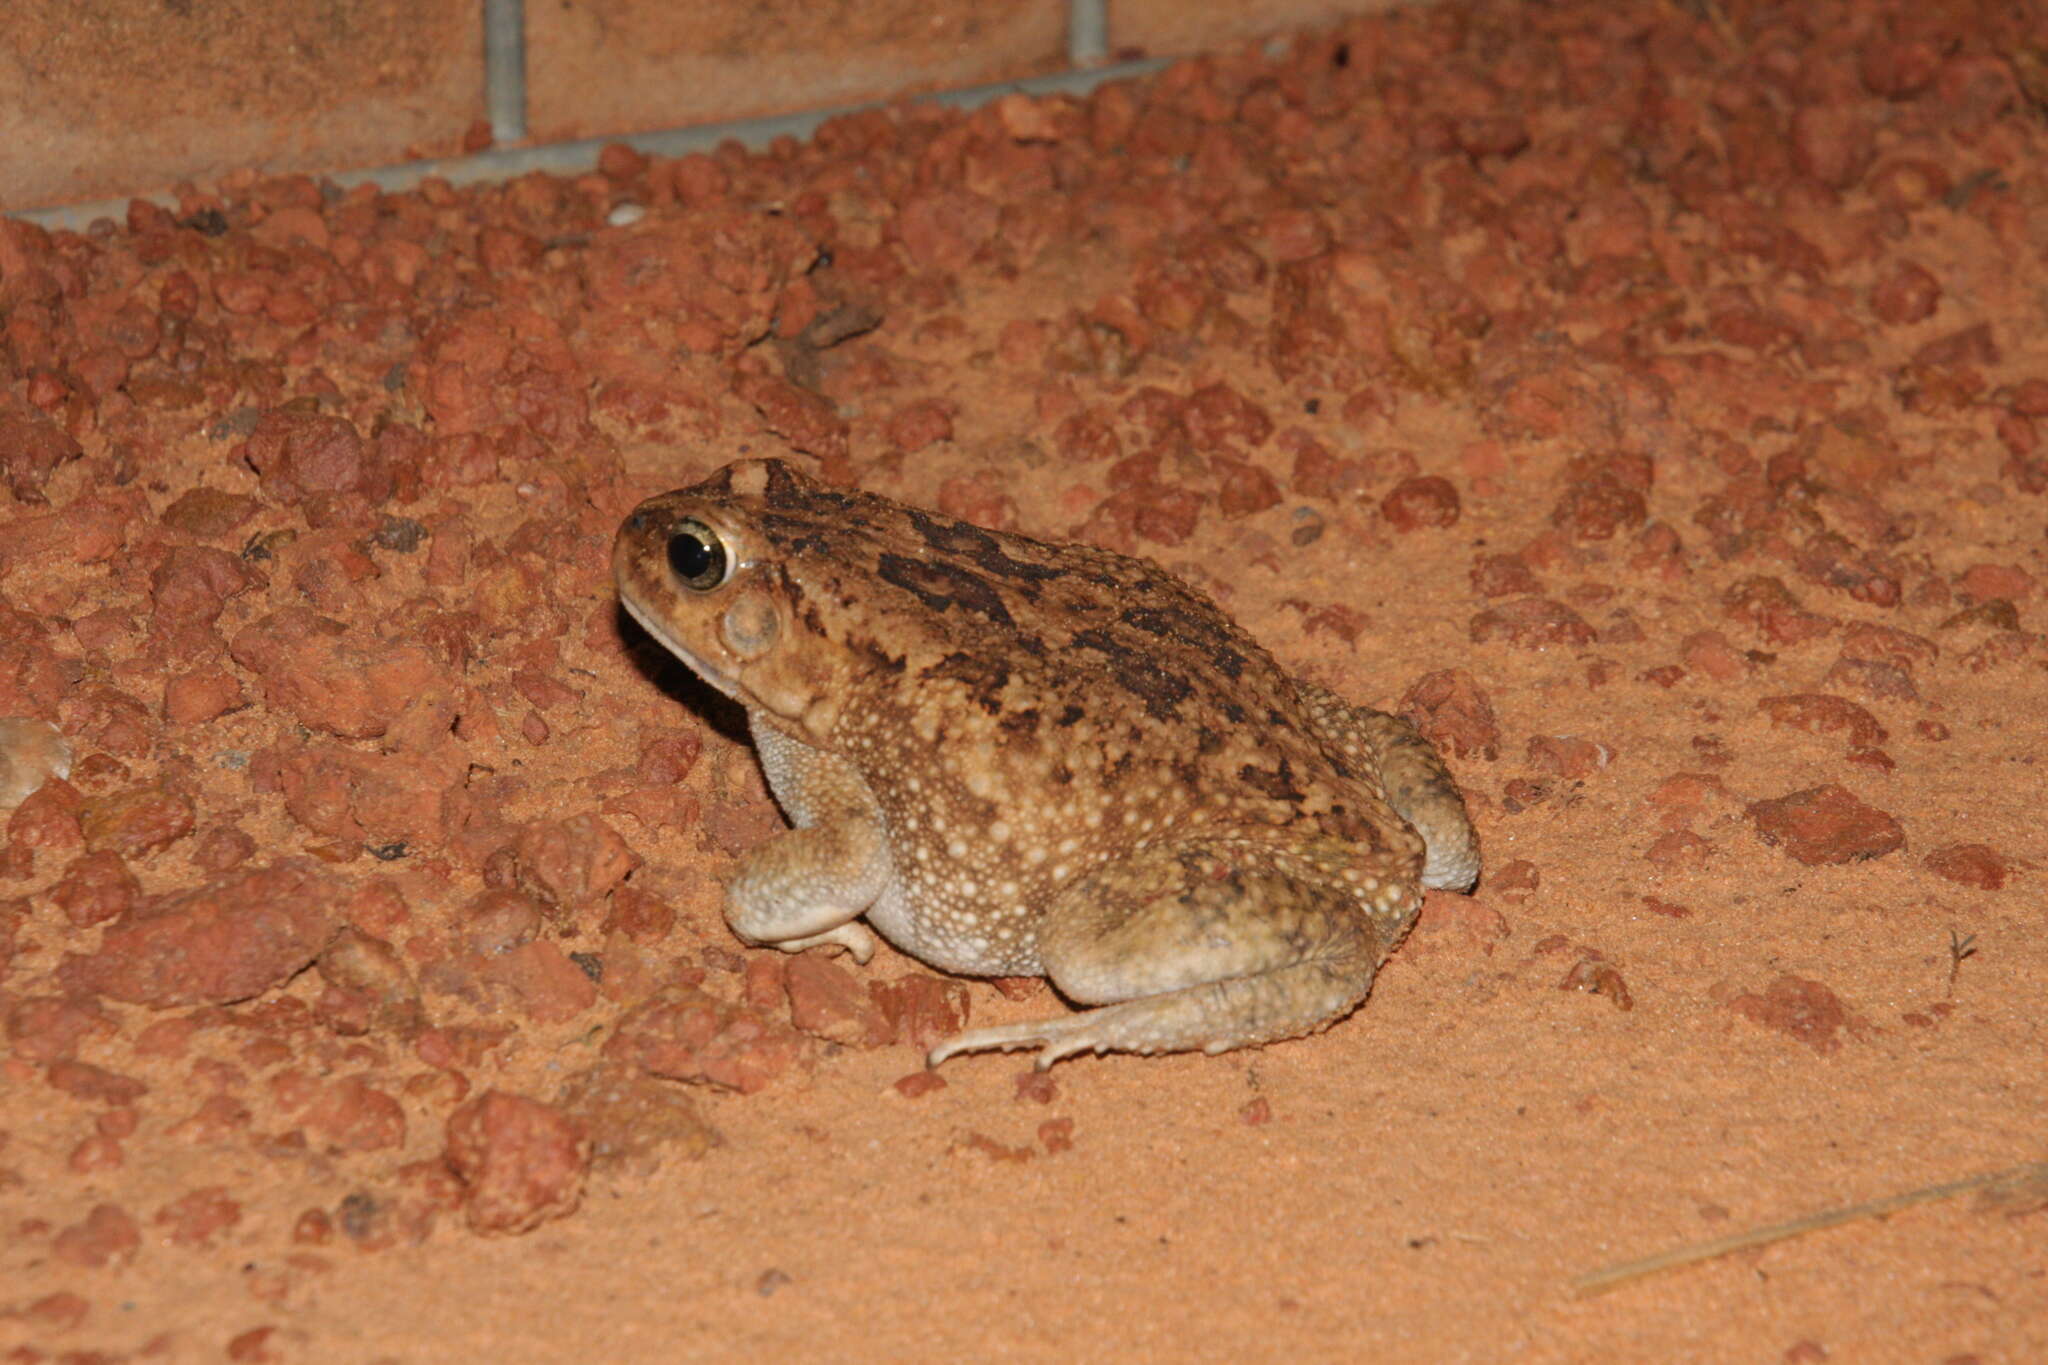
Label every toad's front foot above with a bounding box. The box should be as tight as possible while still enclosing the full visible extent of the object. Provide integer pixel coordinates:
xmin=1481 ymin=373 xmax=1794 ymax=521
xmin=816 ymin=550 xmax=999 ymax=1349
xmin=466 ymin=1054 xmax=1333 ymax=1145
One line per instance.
xmin=740 ymin=920 xmax=878 ymax=964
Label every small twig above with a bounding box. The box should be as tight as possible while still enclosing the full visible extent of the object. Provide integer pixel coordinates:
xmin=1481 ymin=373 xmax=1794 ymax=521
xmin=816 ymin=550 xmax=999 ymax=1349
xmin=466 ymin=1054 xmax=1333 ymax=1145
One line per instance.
xmin=1944 ymin=167 xmax=2005 ymax=210
xmin=1948 ymin=928 xmax=1978 ymax=991
xmin=1572 ymin=1161 xmax=2048 ymax=1297
xmin=1666 ymin=0 xmax=1743 ymax=55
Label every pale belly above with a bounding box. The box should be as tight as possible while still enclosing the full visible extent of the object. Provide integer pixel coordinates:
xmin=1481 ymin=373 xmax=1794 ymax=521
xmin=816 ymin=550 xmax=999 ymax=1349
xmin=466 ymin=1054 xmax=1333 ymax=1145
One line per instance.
xmin=860 ymin=875 xmax=1046 ymax=978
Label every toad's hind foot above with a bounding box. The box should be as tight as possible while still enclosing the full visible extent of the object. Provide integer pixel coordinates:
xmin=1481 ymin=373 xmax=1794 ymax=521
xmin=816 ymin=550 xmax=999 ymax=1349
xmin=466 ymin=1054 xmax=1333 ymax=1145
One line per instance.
xmin=926 ymin=953 xmax=1378 ymax=1070
xmin=1297 ymin=685 xmax=1481 ymax=893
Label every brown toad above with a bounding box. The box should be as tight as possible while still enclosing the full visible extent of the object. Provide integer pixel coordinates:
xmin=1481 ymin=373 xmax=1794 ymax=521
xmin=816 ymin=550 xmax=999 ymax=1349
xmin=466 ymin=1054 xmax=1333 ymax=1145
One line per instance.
xmin=614 ymin=458 xmax=1478 ymax=1068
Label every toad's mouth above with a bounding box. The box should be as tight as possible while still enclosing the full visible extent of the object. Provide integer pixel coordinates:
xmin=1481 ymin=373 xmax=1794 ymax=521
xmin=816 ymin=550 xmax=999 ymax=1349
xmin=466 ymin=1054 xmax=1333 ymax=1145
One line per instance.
xmin=617 ymin=589 xmax=743 ymax=702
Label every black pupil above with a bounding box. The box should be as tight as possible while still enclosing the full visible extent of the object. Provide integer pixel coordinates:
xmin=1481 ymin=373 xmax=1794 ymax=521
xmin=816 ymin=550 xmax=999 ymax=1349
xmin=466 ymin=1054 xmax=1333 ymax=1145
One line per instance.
xmin=667 ymin=528 xmax=723 ymax=586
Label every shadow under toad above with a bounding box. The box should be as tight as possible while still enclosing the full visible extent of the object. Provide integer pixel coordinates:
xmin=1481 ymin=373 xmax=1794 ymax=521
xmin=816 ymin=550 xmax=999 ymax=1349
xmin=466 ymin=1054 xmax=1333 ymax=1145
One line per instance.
xmin=610 ymin=600 xmax=752 ymax=750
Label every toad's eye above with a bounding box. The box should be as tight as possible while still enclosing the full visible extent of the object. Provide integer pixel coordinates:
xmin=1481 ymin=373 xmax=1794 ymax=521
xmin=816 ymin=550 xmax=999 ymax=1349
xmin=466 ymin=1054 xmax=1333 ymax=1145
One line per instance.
xmin=666 ymin=519 xmax=729 ymax=590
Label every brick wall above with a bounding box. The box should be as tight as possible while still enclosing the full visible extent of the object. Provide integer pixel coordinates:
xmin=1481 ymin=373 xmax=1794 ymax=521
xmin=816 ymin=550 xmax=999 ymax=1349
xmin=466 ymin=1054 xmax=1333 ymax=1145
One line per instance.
xmin=3 ymin=0 xmax=1416 ymax=216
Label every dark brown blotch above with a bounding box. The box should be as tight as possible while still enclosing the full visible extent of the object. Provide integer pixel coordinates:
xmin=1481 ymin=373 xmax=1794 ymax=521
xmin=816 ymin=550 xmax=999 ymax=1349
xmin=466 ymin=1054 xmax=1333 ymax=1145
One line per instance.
xmin=854 ymin=638 xmax=907 ymax=675
xmin=1071 ymin=626 xmax=1194 ymax=721
xmin=877 ymin=554 xmax=1014 ymax=626
xmin=1118 ymin=605 xmax=1248 ymax=680
xmin=906 ymin=508 xmax=1066 ymax=588
xmin=1238 ymin=759 xmax=1305 ymax=803
xmin=1315 ymin=804 xmax=1385 ymax=849
xmin=755 ymin=512 xmax=835 ymax=557
xmin=759 ymin=459 xmax=857 ymax=513
xmin=921 ymin=651 xmax=1012 ymax=715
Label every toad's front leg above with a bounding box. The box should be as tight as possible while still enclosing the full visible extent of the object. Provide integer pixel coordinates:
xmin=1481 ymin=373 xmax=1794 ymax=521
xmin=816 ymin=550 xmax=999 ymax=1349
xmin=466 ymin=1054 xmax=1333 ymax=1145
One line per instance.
xmin=928 ymin=838 xmax=1411 ymax=1069
xmin=724 ymin=817 xmax=887 ymax=962
xmin=725 ymin=721 xmax=890 ymax=962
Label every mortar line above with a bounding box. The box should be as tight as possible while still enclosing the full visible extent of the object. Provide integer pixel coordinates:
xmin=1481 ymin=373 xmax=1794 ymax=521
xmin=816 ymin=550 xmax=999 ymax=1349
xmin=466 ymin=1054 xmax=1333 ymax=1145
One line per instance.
xmin=484 ymin=0 xmax=529 ymax=144
xmin=12 ymin=57 xmax=1171 ymax=231
xmin=1070 ymin=0 xmax=1109 ymax=66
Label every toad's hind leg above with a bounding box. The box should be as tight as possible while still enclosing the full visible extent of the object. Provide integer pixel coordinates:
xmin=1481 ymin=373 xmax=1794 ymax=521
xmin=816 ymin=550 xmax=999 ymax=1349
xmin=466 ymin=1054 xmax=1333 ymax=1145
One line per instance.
xmin=1297 ymin=683 xmax=1481 ymax=893
xmin=926 ymin=841 xmax=1403 ymax=1070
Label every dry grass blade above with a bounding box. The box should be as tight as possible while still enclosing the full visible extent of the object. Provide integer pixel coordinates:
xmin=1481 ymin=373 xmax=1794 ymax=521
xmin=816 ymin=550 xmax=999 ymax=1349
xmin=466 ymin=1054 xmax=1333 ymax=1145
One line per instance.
xmin=1572 ymin=1160 xmax=2048 ymax=1297
xmin=1665 ymin=0 xmax=1744 ymax=52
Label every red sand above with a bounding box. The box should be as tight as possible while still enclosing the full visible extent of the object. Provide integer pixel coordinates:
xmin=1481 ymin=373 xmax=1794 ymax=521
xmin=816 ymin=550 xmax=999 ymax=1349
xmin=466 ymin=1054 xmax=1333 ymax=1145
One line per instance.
xmin=3 ymin=0 xmax=2046 ymax=1358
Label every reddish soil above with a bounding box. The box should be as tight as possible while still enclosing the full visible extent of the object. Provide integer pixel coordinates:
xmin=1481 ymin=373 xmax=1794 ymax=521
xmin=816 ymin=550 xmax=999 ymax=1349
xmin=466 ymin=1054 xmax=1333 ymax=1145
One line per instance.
xmin=3 ymin=0 xmax=2047 ymax=1358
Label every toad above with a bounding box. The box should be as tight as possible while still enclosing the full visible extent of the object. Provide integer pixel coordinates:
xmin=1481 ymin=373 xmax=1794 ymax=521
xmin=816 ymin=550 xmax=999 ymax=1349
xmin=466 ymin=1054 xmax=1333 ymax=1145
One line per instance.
xmin=614 ymin=458 xmax=1478 ymax=1068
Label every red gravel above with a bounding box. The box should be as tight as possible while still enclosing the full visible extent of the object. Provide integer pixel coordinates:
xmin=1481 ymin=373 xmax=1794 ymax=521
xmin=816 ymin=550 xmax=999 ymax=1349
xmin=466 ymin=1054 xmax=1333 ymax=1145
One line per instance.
xmin=1 ymin=0 xmax=2045 ymax=1356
